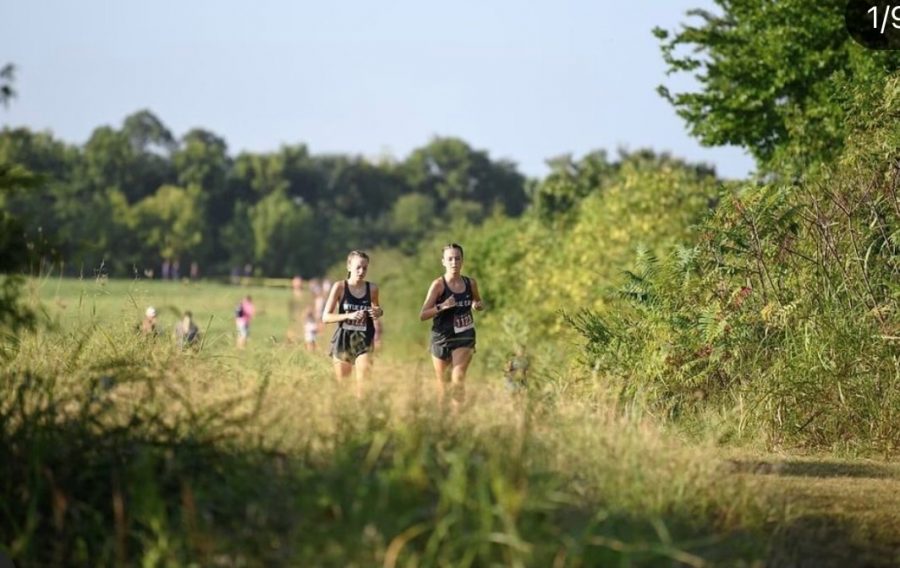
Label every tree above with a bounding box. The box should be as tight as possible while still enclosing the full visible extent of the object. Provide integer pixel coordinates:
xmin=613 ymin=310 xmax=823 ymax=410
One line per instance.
xmin=231 ymin=151 xmax=289 ymax=200
xmin=534 ymin=151 xmax=617 ymax=219
xmin=173 ymin=128 xmax=230 ymax=193
xmin=0 ymin=105 xmax=536 ymax=276
xmin=0 ymin=162 xmax=40 ymax=334
xmin=248 ymin=190 xmax=318 ymax=276
xmin=0 ymin=128 xmax=75 ymax=178
xmin=279 ymin=144 xmax=327 ymax=207
xmin=0 ymin=129 xmax=77 ymax=257
xmin=0 ymin=65 xmax=40 ymax=335
xmin=132 ymin=185 xmax=205 ymax=264
xmin=389 ymin=193 xmax=436 ymax=251
xmin=402 ymin=137 xmax=527 ymax=216
xmin=314 ymin=154 xmax=405 ymax=220
xmin=172 ymin=129 xmax=231 ymax=270
xmin=655 ymin=0 xmax=900 ymax=172
xmin=533 ymin=149 xmax=716 ymax=221
xmin=219 ymin=201 xmax=254 ymax=272
xmin=0 ymin=64 xmax=15 ymax=107
xmin=120 ymin=110 xmax=176 ymax=201
xmin=122 ymin=109 xmax=176 ymax=155
xmin=81 ymin=111 xmax=176 ymax=204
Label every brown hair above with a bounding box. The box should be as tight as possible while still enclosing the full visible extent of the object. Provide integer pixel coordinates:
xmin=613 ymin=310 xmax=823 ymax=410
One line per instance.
xmin=346 ymin=250 xmax=370 ymax=278
xmin=442 ymin=243 xmax=464 ymax=257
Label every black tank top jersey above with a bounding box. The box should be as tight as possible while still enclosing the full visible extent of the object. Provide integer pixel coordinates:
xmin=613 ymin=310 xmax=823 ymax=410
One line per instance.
xmin=432 ymin=276 xmax=475 ymax=336
xmin=337 ymin=281 xmax=374 ymax=334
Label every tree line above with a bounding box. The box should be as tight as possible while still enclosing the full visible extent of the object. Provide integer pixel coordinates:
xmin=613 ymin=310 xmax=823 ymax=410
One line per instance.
xmin=0 ymin=110 xmax=528 ymax=277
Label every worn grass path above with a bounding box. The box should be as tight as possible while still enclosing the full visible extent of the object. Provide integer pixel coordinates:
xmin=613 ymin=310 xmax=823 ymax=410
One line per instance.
xmin=363 ymin=354 xmax=900 ymax=566
xmin=718 ymin=454 xmax=900 ymax=566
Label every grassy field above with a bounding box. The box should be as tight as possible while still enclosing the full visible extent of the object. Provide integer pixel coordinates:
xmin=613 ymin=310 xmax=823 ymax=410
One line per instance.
xmin=32 ymin=276 xmax=341 ymax=356
xmin=0 ymin=277 xmax=897 ymax=566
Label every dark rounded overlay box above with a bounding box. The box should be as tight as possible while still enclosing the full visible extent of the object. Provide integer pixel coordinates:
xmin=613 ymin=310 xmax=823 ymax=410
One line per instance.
xmin=846 ymin=0 xmax=900 ymax=49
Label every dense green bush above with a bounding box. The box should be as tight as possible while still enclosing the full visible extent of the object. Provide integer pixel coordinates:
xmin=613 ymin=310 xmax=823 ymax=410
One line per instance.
xmin=571 ymin=79 xmax=900 ymax=451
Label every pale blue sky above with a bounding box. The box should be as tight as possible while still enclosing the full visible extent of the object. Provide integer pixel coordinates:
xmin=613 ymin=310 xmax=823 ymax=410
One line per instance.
xmin=1 ymin=0 xmax=754 ymax=179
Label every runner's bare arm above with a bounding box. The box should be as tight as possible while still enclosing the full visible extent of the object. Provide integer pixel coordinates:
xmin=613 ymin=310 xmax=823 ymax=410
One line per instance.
xmin=471 ymin=277 xmax=485 ymax=311
xmin=321 ymin=281 xmax=352 ymax=324
xmin=369 ymin=284 xmax=384 ymax=318
xmin=419 ymin=278 xmax=446 ymax=321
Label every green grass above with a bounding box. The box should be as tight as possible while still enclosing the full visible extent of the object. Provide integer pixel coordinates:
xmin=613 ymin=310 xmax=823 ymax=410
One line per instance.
xmin=0 ymin=277 xmax=771 ymax=566
xmin=725 ymin=454 xmax=900 ymax=567
xmin=1 ymin=277 xmax=897 ymax=566
xmin=32 ymin=275 xmax=309 ymax=352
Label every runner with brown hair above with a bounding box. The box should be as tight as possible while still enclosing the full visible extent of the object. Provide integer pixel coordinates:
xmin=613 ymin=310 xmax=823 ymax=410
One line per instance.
xmin=322 ymin=251 xmax=384 ymax=383
xmin=419 ymin=243 xmax=484 ymax=404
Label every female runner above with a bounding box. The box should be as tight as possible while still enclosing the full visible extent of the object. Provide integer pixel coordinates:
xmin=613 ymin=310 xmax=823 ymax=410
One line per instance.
xmin=322 ymin=251 xmax=383 ymax=383
xmin=419 ymin=243 xmax=484 ymax=402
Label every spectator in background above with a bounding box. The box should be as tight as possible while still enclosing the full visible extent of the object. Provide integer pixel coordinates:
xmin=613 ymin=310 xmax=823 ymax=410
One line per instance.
xmin=304 ymin=306 xmax=319 ymax=351
xmin=174 ymin=310 xmax=201 ymax=350
xmin=287 ymin=276 xmax=306 ymax=343
xmin=235 ymin=295 xmax=256 ymax=349
xmin=138 ymin=306 xmax=159 ymax=337
xmin=311 ymin=279 xmax=326 ymax=334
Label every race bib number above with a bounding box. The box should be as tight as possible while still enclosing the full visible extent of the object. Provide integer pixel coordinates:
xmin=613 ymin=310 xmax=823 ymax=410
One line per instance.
xmin=344 ymin=321 xmax=367 ymax=332
xmin=453 ymin=312 xmax=474 ymax=334
xmin=344 ymin=310 xmax=367 ymax=331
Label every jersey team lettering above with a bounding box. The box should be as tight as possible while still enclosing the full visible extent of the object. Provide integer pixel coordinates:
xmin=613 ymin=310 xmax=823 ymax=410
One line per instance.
xmin=342 ymin=302 xmax=369 ymax=331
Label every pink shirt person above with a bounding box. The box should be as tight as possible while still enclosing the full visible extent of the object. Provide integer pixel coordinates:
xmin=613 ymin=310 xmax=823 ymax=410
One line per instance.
xmin=235 ymin=295 xmax=256 ymax=348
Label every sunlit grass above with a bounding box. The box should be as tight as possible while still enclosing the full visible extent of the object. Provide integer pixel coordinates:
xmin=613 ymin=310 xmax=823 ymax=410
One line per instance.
xmin=0 ymin=278 xmax=779 ymax=565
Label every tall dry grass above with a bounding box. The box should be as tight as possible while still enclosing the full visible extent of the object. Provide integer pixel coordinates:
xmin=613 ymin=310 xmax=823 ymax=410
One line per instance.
xmin=0 ymin=284 xmax=771 ymax=565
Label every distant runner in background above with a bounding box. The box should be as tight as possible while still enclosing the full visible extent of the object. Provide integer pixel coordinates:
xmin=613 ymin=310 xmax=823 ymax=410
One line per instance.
xmin=322 ymin=251 xmax=383 ymax=385
xmin=287 ymin=276 xmax=306 ymax=344
xmin=419 ymin=243 xmax=484 ymax=405
xmin=235 ymin=295 xmax=256 ymax=349
xmin=304 ymin=307 xmax=319 ymax=351
xmin=312 ymin=279 xmax=326 ymax=335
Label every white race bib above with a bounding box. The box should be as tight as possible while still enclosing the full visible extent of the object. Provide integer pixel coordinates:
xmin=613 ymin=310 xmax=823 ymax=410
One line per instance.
xmin=344 ymin=319 xmax=367 ymax=332
xmin=453 ymin=312 xmax=474 ymax=334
